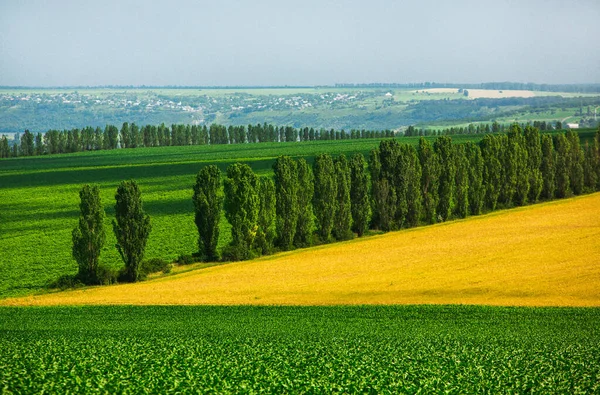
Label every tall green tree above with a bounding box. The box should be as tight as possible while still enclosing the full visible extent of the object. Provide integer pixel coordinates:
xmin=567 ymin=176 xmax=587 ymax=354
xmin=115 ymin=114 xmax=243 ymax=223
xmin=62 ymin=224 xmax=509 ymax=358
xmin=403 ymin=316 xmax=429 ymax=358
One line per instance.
xmin=540 ymin=134 xmax=556 ymax=200
xmin=554 ymin=133 xmax=571 ymax=198
xmin=0 ymin=135 xmax=9 ymax=158
xmin=508 ymin=125 xmax=530 ymax=206
xmin=224 ymin=163 xmax=259 ymax=260
xmin=453 ymin=144 xmax=469 ymax=218
xmin=113 ymin=180 xmax=152 ymax=282
xmin=583 ymin=142 xmax=598 ymax=192
xmin=403 ymin=144 xmax=422 ymax=227
xmin=465 ymin=142 xmax=484 ymax=215
xmin=72 ymin=185 xmax=106 ymax=284
xmin=295 ymin=158 xmax=314 ymax=248
xmin=333 ymin=154 xmax=353 ymax=241
xmin=498 ymin=132 xmax=516 ymax=206
xmin=523 ymin=126 xmax=543 ymax=203
xmin=34 ymin=133 xmax=43 ymax=155
xmin=273 ymin=156 xmax=298 ymax=250
xmin=434 ymin=136 xmax=455 ymax=221
xmin=480 ymin=135 xmax=502 ymax=211
xmin=192 ymin=165 xmax=223 ymax=261
xmin=369 ymin=149 xmax=382 ymax=228
xmin=566 ymin=130 xmax=584 ymax=195
xmin=255 ymin=177 xmax=276 ymax=255
xmin=418 ymin=137 xmax=439 ymax=224
xmin=104 ymin=125 xmax=119 ymax=150
xmin=20 ymin=130 xmax=34 ymax=156
xmin=349 ymin=153 xmax=371 ymax=236
xmin=369 ymin=148 xmax=396 ymax=231
xmin=313 ymin=153 xmax=338 ymax=242
xmin=120 ymin=122 xmax=130 ymax=149
xmin=379 ymin=140 xmax=401 ymax=228
xmin=594 ymin=128 xmax=600 ymax=190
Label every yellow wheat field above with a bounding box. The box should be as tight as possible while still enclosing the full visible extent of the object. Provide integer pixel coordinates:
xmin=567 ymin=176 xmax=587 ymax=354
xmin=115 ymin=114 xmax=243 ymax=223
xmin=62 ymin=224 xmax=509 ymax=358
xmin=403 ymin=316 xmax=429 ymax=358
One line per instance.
xmin=4 ymin=193 xmax=600 ymax=307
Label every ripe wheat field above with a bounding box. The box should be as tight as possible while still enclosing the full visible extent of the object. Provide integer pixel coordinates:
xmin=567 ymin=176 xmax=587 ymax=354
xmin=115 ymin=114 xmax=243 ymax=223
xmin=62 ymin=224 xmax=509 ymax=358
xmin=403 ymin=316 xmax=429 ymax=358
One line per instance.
xmin=5 ymin=192 xmax=599 ymax=307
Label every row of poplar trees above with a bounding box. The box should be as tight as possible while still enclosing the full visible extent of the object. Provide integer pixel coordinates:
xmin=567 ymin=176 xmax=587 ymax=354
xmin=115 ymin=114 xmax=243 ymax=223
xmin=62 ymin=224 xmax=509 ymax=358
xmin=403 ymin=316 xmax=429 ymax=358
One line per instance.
xmin=193 ymin=126 xmax=600 ymax=262
xmin=1 ymin=122 xmax=395 ymax=158
xmin=72 ymin=181 xmax=151 ymax=284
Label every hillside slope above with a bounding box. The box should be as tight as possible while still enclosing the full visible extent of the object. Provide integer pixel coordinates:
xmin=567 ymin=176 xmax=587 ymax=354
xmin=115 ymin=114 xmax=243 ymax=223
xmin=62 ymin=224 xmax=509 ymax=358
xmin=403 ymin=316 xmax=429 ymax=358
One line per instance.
xmin=4 ymin=193 xmax=600 ymax=307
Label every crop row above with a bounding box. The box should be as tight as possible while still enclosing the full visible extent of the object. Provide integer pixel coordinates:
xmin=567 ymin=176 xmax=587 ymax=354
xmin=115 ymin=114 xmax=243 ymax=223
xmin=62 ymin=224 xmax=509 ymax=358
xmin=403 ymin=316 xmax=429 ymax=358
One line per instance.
xmin=1 ymin=305 xmax=598 ymax=393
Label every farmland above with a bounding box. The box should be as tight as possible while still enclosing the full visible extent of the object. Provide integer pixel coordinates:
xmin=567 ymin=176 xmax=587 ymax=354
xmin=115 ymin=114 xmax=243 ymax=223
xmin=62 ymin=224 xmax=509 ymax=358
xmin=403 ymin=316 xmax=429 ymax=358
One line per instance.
xmin=4 ymin=191 xmax=599 ymax=307
xmin=1 ymin=305 xmax=598 ymax=393
xmin=2 ymin=131 xmax=599 ymax=301
xmin=1 ymin=136 xmax=483 ymax=299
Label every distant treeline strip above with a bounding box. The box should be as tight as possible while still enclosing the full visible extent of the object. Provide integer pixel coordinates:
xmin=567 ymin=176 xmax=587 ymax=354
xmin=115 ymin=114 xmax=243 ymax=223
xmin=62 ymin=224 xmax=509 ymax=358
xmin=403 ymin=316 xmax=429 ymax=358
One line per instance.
xmin=0 ymin=119 xmax=581 ymax=159
xmin=0 ymin=123 xmax=399 ymax=158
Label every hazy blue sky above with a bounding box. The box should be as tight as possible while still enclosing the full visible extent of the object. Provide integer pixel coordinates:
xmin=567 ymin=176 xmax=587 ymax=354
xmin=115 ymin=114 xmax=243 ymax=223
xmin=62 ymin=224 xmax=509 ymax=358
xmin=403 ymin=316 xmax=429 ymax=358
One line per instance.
xmin=1 ymin=0 xmax=599 ymax=86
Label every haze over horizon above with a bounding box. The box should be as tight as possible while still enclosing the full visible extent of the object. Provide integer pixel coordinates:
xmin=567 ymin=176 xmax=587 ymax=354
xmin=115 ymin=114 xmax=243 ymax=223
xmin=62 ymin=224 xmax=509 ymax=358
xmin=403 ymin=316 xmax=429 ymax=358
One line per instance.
xmin=1 ymin=0 xmax=599 ymax=87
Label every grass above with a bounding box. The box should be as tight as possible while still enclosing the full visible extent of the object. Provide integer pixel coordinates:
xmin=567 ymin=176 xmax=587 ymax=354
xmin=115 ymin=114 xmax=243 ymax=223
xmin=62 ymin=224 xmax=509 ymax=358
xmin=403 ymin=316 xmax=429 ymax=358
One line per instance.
xmin=5 ymin=192 xmax=599 ymax=307
xmin=0 ymin=305 xmax=598 ymax=392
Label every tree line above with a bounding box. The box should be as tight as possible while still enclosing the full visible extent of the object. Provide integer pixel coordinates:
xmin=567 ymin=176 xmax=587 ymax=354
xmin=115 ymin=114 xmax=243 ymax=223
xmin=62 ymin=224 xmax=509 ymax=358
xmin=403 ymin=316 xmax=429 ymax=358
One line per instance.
xmin=0 ymin=122 xmax=397 ymax=159
xmin=405 ymin=120 xmax=562 ymax=137
xmin=71 ymin=126 xmax=600 ymax=286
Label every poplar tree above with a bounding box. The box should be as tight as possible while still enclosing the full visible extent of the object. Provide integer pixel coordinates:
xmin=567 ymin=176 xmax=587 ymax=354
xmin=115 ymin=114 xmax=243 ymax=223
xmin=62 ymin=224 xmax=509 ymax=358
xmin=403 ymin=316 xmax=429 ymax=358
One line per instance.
xmin=509 ymin=125 xmax=530 ymax=206
xmin=403 ymin=144 xmax=422 ymax=228
xmin=104 ymin=125 xmax=119 ymax=150
xmin=72 ymin=185 xmax=106 ymax=284
xmin=192 ymin=165 xmax=223 ymax=261
xmin=523 ymin=126 xmax=543 ymax=203
xmin=480 ymin=135 xmax=502 ymax=211
xmin=566 ymin=130 xmax=584 ymax=195
xmin=393 ymin=145 xmax=409 ymax=228
xmin=453 ymin=144 xmax=469 ymax=218
xmin=113 ymin=180 xmax=151 ymax=282
xmin=273 ymin=156 xmax=298 ymax=250
xmin=333 ymin=154 xmax=353 ymax=241
xmin=349 ymin=153 xmax=371 ymax=236
xmin=255 ymin=177 xmax=276 ymax=255
xmin=499 ymin=132 xmax=516 ymax=206
xmin=368 ymin=149 xmax=381 ymax=228
xmin=295 ymin=158 xmax=314 ymax=248
xmin=540 ymin=134 xmax=556 ymax=199
xmin=313 ymin=153 xmax=337 ymax=242
xmin=418 ymin=137 xmax=439 ymax=224
xmin=224 ymin=163 xmax=259 ymax=260
xmin=594 ymin=128 xmax=600 ymax=190
xmin=583 ymin=142 xmax=598 ymax=192
xmin=0 ymin=135 xmax=9 ymax=158
xmin=21 ymin=130 xmax=34 ymax=156
xmin=369 ymin=148 xmax=395 ymax=231
xmin=379 ymin=140 xmax=401 ymax=228
xmin=120 ymin=122 xmax=130 ymax=148
xmin=465 ymin=142 xmax=484 ymax=215
xmin=434 ymin=136 xmax=455 ymax=221
xmin=554 ymin=133 xmax=571 ymax=198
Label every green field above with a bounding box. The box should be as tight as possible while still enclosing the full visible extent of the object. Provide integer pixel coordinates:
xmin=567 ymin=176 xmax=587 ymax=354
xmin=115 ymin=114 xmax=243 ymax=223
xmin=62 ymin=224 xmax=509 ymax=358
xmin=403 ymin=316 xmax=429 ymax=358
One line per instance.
xmin=0 ymin=136 xmax=478 ymax=299
xmin=2 ymin=130 xmax=598 ymax=299
xmin=1 ymin=305 xmax=598 ymax=392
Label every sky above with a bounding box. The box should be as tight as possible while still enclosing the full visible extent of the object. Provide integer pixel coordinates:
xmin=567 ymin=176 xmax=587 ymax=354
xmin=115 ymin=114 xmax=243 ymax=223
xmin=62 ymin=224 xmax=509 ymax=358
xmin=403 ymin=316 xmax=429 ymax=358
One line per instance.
xmin=1 ymin=0 xmax=599 ymax=86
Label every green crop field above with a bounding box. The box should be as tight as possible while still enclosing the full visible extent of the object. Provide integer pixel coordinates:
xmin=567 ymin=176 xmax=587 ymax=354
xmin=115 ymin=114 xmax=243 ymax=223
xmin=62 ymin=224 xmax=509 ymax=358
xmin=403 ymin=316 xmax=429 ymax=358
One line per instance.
xmin=1 ymin=305 xmax=598 ymax=393
xmin=1 ymin=136 xmax=486 ymax=299
xmin=2 ymin=130 xmax=597 ymax=299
